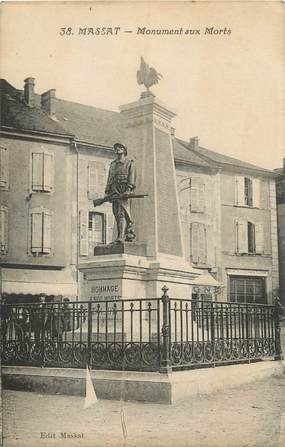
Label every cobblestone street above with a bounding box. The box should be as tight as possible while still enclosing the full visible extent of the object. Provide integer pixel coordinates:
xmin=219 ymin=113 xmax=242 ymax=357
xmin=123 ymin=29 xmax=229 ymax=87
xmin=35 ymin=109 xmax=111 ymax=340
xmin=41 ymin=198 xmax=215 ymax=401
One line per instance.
xmin=2 ymin=373 xmax=285 ymax=447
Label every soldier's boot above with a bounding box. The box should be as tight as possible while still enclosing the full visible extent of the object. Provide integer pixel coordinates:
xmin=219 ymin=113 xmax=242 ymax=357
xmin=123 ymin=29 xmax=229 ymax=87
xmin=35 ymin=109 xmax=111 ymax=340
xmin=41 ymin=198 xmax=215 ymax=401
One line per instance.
xmin=116 ymin=217 xmax=127 ymax=243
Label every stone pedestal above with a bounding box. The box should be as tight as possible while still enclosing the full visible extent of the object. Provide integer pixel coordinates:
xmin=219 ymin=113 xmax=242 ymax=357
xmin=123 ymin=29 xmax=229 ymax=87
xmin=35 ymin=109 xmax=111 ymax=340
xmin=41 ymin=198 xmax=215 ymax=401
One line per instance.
xmin=119 ymin=95 xmax=184 ymax=259
xmin=79 ymin=253 xmax=200 ymax=300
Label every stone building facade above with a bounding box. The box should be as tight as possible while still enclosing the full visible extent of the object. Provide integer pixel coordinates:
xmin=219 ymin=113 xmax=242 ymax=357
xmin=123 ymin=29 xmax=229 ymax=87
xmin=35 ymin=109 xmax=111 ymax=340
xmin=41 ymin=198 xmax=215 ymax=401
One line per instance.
xmin=0 ymin=77 xmax=279 ymax=304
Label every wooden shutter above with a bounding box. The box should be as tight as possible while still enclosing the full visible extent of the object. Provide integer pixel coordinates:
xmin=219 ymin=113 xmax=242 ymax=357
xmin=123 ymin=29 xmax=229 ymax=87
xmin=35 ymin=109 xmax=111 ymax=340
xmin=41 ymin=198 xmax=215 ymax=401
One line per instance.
xmin=255 ymin=222 xmax=264 ymax=254
xmin=93 ymin=213 xmax=104 ymax=244
xmin=97 ymin=162 xmax=106 ymax=196
xmin=0 ymin=206 xmax=8 ymax=253
xmin=236 ymin=219 xmax=248 ymax=253
xmin=190 ymin=222 xmax=199 ymax=263
xmin=79 ymin=210 xmax=89 ymax=256
xmin=43 ymin=152 xmax=54 ymax=192
xmin=252 ymin=178 xmax=260 ymax=208
xmin=32 ymin=153 xmax=43 ymax=191
xmin=31 ymin=210 xmax=43 ymax=253
xmin=190 ymin=178 xmax=205 ymax=213
xmin=78 ymin=158 xmax=87 ymax=197
xmin=88 ymin=161 xmax=97 ymax=196
xmin=190 ymin=178 xmax=199 ymax=212
xmin=0 ymin=147 xmax=9 ymax=189
xmin=106 ymin=213 xmax=114 ymax=244
xmin=198 ymin=224 xmax=207 ymax=263
xmin=235 ymin=176 xmax=245 ymax=205
xmin=43 ymin=210 xmax=52 ymax=253
xmin=198 ymin=180 xmax=205 ymax=212
xmin=177 ymin=176 xmax=188 ymax=209
xmin=88 ymin=161 xmax=106 ymax=198
xmin=180 ymin=213 xmax=189 ymax=261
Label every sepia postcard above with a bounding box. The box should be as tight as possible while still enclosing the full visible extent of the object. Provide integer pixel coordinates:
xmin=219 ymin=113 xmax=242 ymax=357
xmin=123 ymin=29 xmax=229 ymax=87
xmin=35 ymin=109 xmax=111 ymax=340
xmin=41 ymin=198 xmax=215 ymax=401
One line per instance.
xmin=0 ymin=1 xmax=285 ymax=446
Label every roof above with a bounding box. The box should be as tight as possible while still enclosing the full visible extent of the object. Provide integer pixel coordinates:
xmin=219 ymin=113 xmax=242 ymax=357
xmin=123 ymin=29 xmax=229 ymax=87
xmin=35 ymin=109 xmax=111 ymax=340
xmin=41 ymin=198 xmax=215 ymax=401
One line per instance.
xmin=0 ymin=78 xmax=275 ymax=175
xmin=53 ymin=98 xmax=123 ymax=147
xmin=173 ymin=139 xmax=212 ymax=168
xmin=0 ymin=80 xmax=72 ymax=137
xmin=176 ymin=138 xmax=273 ymax=175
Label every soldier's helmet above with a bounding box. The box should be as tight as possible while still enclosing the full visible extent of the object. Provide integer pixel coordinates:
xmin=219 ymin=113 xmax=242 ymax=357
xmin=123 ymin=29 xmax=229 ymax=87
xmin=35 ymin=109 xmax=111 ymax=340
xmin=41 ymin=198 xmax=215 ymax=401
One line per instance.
xmin=113 ymin=142 xmax=127 ymax=156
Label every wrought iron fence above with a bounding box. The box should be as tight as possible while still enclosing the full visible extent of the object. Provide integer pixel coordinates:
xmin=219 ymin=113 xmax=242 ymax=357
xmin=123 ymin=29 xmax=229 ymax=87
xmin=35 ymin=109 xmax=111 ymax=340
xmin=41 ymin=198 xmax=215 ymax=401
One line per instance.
xmin=1 ymin=288 xmax=282 ymax=372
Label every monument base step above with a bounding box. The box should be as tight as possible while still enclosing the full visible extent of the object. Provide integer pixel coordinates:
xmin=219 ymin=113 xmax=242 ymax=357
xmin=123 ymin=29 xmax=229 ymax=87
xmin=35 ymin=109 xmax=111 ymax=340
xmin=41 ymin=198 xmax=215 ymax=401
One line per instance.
xmin=94 ymin=241 xmax=147 ymax=257
xmin=2 ymin=360 xmax=284 ymax=404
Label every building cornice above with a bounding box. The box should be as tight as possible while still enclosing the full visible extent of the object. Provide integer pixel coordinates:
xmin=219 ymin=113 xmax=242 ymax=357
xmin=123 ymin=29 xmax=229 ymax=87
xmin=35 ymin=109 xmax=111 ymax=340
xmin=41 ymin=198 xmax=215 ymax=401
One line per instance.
xmin=0 ymin=126 xmax=74 ymax=145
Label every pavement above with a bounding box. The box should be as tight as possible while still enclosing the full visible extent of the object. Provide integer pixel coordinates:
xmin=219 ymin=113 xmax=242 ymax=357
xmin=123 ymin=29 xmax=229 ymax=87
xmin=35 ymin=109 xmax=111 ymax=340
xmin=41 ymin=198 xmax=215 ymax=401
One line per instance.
xmin=2 ymin=373 xmax=285 ymax=447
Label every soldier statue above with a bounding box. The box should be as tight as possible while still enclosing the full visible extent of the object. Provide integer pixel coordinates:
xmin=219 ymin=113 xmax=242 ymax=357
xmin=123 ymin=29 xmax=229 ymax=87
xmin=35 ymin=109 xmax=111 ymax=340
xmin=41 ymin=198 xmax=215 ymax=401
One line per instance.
xmin=105 ymin=143 xmax=136 ymax=243
xmin=93 ymin=142 xmax=146 ymax=244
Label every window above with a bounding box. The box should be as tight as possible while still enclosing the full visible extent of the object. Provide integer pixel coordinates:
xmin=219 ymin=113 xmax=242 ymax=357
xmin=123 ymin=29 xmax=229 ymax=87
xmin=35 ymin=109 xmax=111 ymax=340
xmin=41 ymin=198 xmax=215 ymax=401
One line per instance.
xmin=190 ymin=222 xmax=207 ymax=264
xmin=0 ymin=146 xmax=9 ymax=190
xmin=0 ymin=206 xmax=8 ymax=253
xmin=236 ymin=219 xmax=264 ymax=254
xmin=88 ymin=161 xmax=106 ymax=198
xmin=247 ymin=222 xmax=255 ymax=253
xmin=244 ymin=178 xmax=253 ymax=206
xmin=30 ymin=208 xmax=52 ymax=254
xmin=88 ymin=212 xmax=105 ymax=245
xmin=32 ymin=151 xmax=54 ymax=192
xmin=235 ymin=176 xmax=260 ymax=208
xmin=229 ymin=276 xmax=266 ymax=304
xmin=79 ymin=210 xmax=113 ymax=256
xmin=189 ymin=177 xmax=205 ymax=213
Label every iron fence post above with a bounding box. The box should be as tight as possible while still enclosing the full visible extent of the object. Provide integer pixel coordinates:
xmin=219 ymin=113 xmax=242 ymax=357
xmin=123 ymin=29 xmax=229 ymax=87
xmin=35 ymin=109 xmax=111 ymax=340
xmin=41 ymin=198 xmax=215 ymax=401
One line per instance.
xmin=41 ymin=319 xmax=46 ymax=367
xmin=274 ymin=297 xmax=283 ymax=361
xmin=160 ymin=285 xmax=172 ymax=374
xmin=87 ymin=301 xmax=92 ymax=368
xmin=245 ymin=304 xmax=250 ymax=363
xmin=210 ymin=301 xmax=215 ymax=367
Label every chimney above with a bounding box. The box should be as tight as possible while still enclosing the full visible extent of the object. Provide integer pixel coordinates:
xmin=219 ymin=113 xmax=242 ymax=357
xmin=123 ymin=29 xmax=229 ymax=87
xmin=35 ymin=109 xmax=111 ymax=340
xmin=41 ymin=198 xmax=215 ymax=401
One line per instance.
xmin=24 ymin=77 xmax=35 ymax=107
xmin=189 ymin=136 xmax=199 ymax=151
xmin=41 ymin=89 xmax=56 ymax=117
xmin=283 ymin=158 xmax=285 ymax=174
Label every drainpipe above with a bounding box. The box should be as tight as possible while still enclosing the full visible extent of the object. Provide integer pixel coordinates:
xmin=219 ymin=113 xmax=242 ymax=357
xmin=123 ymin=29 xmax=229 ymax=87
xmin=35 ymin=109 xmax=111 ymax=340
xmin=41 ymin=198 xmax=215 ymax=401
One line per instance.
xmin=73 ymin=141 xmax=79 ymax=303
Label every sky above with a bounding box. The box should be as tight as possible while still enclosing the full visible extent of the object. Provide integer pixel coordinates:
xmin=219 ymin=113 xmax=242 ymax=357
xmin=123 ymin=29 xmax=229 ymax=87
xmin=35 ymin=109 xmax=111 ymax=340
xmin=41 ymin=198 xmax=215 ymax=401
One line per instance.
xmin=1 ymin=1 xmax=285 ymax=170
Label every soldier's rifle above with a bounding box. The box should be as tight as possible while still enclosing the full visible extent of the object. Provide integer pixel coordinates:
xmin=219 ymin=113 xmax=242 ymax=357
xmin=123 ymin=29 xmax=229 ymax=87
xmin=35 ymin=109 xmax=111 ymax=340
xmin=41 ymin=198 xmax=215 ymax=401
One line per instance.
xmin=93 ymin=193 xmax=148 ymax=207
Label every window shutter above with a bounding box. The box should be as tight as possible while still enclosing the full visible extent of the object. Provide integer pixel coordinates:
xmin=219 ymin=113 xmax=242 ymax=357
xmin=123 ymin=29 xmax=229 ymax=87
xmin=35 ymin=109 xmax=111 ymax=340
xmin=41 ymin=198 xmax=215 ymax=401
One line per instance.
xmin=78 ymin=158 xmax=87 ymax=197
xmin=32 ymin=153 xmax=43 ymax=191
xmin=252 ymin=179 xmax=260 ymax=208
xmin=97 ymin=163 xmax=106 ymax=196
xmin=88 ymin=161 xmax=97 ymax=196
xmin=190 ymin=178 xmax=199 ymax=212
xmin=31 ymin=211 xmax=43 ymax=253
xmin=177 ymin=176 xmax=190 ymax=212
xmin=43 ymin=152 xmax=54 ymax=192
xmin=198 ymin=224 xmax=207 ymax=264
xmin=198 ymin=180 xmax=205 ymax=212
xmin=236 ymin=219 xmax=248 ymax=253
xmin=190 ymin=178 xmax=205 ymax=213
xmin=235 ymin=176 xmax=245 ymax=205
xmin=43 ymin=210 xmax=52 ymax=253
xmin=180 ymin=213 xmax=189 ymax=260
xmin=190 ymin=222 xmax=199 ymax=263
xmin=106 ymin=213 xmax=114 ymax=244
xmin=0 ymin=206 xmax=8 ymax=253
xmin=0 ymin=147 xmax=9 ymax=189
xmin=93 ymin=213 xmax=104 ymax=244
xmin=79 ymin=210 xmax=89 ymax=256
xmin=255 ymin=222 xmax=264 ymax=254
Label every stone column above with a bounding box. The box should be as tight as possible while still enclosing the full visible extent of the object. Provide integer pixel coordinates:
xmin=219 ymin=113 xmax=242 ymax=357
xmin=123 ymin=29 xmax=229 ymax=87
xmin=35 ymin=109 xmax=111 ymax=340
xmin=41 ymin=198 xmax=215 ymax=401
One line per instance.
xmin=119 ymin=95 xmax=184 ymax=259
